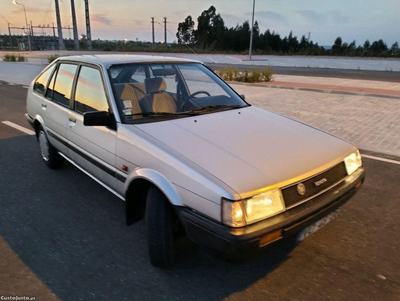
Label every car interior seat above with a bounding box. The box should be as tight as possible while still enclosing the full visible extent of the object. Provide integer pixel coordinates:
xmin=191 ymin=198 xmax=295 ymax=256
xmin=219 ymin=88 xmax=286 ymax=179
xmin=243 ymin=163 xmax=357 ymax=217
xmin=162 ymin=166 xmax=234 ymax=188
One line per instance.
xmin=140 ymin=78 xmax=177 ymax=113
xmin=120 ymin=83 xmax=145 ymax=118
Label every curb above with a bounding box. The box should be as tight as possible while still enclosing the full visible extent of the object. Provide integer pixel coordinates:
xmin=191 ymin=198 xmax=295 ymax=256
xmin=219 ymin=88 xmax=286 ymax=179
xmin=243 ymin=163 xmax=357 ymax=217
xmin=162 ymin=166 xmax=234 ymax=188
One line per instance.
xmin=231 ymin=81 xmax=400 ymax=100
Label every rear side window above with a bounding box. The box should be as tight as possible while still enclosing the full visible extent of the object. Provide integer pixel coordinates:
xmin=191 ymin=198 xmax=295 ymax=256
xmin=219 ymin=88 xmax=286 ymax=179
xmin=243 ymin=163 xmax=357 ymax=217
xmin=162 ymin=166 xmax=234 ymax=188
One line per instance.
xmin=52 ymin=63 xmax=77 ymax=107
xmin=74 ymin=66 xmax=109 ymax=114
xmin=33 ymin=64 xmax=56 ymax=95
xmin=45 ymin=67 xmax=57 ymax=100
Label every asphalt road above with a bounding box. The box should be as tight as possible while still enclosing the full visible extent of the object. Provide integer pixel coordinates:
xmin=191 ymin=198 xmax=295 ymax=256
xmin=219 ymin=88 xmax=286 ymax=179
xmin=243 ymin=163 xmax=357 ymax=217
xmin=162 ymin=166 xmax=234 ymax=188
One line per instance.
xmin=207 ymin=63 xmax=400 ymax=83
xmin=0 ymin=84 xmax=399 ymax=300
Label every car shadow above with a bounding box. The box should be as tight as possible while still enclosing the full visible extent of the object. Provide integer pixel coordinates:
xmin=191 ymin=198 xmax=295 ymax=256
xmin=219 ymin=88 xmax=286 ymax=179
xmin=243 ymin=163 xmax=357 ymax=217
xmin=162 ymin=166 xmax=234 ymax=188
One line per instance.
xmin=0 ymin=135 xmax=297 ymax=301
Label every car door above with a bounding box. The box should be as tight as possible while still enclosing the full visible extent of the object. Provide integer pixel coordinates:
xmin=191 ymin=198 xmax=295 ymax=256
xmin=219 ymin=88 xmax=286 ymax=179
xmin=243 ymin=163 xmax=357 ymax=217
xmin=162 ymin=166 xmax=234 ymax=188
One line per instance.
xmin=67 ymin=64 xmax=118 ymax=192
xmin=41 ymin=62 xmax=78 ymax=156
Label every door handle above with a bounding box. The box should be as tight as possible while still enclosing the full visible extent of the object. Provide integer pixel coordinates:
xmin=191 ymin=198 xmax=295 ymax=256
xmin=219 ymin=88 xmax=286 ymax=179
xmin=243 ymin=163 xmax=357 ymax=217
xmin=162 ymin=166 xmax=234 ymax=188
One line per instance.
xmin=41 ymin=103 xmax=47 ymax=110
xmin=68 ymin=117 xmax=76 ymax=127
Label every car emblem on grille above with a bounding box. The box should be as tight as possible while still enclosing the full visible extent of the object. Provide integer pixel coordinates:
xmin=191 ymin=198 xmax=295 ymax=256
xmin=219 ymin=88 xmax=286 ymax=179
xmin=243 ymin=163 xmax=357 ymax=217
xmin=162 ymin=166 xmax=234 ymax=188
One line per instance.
xmin=314 ymin=178 xmax=328 ymax=187
xmin=297 ymin=183 xmax=306 ymax=196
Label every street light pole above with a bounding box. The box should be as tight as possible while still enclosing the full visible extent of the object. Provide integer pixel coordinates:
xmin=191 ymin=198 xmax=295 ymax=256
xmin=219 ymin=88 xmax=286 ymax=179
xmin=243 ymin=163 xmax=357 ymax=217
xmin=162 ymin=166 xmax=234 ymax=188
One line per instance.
xmin=249 ymin=0 xmax=256 ymax=60
xmin=13 ymin=0 xmax=31 ymax=51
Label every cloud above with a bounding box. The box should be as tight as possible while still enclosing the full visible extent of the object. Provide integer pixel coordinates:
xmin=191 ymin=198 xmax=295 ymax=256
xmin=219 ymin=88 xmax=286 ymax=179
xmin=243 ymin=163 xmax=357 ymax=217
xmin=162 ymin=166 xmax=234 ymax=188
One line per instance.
xmin=134 ymin=20 xmax=143 ymax=26
xmin=91 ymin=14 xmax=113 ymax=26
xmin=327 ymin=10 xmax=350 ymax=24
xmin=220 ymin=13 xmax=244 ymax=27
xmin=252 ymin=11 xmax=288 ymax=23
xmin=10 ymin=7 xmax=48 ymax=15
xmin=297 ymin=10 xmax=350 ymax=25
xmin=296 ymin=10 xmax=324 ymax=24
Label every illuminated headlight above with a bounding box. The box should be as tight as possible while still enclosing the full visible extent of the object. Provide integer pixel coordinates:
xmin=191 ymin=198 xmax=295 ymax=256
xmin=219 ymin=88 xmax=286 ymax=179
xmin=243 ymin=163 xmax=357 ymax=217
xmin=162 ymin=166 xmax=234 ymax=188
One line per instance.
xmin=344 ymin=150 xmax=362 ymax=175
xmin=222 ymin=189 xmax=286 ymax=227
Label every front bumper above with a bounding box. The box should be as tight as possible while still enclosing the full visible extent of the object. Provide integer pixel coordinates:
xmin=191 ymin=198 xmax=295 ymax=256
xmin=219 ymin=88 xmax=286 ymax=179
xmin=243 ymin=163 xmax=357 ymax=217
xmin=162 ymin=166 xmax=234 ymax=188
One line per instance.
xmin=179 ymin=167 xmax=365 ymax=256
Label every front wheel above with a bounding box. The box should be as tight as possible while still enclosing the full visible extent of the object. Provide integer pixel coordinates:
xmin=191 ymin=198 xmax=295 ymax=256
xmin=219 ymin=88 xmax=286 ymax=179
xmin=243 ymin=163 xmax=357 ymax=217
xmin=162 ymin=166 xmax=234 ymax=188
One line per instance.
xmin=146 ymin=186 xmax=175 ymax=267
xmin=37 ymin=126 xmax=64 ymax=169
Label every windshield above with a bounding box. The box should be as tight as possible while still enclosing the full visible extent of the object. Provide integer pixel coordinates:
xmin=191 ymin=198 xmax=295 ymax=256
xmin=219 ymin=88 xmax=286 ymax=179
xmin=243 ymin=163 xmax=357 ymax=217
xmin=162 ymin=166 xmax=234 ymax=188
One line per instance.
xmin=108 ymin=63 xmax=248 ymax=123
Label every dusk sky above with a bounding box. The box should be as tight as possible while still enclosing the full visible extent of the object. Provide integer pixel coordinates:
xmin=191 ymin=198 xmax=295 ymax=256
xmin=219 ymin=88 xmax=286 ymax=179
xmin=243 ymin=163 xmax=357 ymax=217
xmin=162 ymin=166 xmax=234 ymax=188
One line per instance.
xmin=1 ymin=0 xmax=399 ymax=46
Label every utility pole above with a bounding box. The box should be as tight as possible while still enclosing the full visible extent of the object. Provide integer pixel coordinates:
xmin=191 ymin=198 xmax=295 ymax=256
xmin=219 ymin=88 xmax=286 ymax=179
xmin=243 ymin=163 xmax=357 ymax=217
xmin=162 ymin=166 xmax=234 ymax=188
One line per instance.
xmin=308 ymin=32 xmax=311 ymax=42
xmin=249 ymin=0 xmax=256 ymax=60
xmin=52 ymin=22 xmax=56 ymax=49
xmin=151 ymin=17 xmax=155 ymax=46
xmin=30 ymin=20 xmax=35 ymax=49
xmin=163 ymin=17 xmax=167 ymax=44
xmin=84 ymin=0 xmax=92 ymax=50
xmin=12 ymin=1 xmax=31 ymax=51
xmin=54 ymin=0 xmax=65 ymax=50
xmin=8 ymin=23 xmax=13 ymax=49
xmin=70 ymin=0 xmax=79 ymax=50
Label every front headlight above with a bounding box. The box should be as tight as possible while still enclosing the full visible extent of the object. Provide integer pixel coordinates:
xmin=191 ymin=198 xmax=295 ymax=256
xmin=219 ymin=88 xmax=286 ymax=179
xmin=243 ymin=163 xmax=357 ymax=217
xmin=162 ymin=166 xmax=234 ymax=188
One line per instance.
xmin=344 ymin=150 xmax=362 ymax=175
xmin=222 ymin=189 xmax=286 ymax=227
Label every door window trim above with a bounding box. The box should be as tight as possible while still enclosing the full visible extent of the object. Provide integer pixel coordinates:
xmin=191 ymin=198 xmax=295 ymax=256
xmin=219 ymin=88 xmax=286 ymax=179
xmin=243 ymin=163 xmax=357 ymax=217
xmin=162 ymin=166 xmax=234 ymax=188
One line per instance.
xmin=71 ymin=62 xmax=114 ymax=117
xmin=44 ymin=62 xmax=79 ymax=108
xmin=32 ymin=61 xmax=58 ymax=97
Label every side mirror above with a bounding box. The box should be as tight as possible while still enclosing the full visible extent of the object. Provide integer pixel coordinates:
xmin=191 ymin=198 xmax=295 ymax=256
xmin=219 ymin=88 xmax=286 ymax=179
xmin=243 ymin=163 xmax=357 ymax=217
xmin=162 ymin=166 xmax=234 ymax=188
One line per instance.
xmin=83 ymin=111 xmax=115 ymax=129
xmin=240 ymin=94 xmax=246 ymax=100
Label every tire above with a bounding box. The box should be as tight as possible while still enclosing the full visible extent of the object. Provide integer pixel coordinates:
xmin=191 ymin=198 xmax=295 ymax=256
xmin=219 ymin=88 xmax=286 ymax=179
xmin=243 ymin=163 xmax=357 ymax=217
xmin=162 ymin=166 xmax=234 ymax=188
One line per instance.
xmin=37 ymin=126 xmax=64 ymax=169
xmin=146 ymin=185 xmax=175 ymax=268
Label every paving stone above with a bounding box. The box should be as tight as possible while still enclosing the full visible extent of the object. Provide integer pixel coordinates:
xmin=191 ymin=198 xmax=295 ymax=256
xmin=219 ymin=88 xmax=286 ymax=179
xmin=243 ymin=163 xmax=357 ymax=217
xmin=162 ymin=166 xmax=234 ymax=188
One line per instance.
xmin=231 ymin=84 xmax=400 ymax=157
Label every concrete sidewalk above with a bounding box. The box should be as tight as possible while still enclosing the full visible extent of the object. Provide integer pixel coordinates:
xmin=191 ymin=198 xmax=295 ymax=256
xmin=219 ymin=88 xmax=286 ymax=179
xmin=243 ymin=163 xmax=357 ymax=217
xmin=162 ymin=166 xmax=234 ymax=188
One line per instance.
xmin=264 ymin=75 xmax=400 ymax=99
xmin=232 ymin=79 xmax=400 ymax=157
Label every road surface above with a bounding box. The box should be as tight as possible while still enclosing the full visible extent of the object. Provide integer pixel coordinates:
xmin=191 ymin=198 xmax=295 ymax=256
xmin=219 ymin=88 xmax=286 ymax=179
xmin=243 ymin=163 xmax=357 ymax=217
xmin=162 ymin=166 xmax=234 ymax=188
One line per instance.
xmin=0 ymin=84 xmax=399 ymax=300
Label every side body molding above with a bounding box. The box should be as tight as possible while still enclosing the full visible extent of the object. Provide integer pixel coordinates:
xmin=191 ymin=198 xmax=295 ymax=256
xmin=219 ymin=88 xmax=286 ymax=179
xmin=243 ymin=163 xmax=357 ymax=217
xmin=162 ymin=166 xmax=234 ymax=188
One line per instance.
xmin=125 ymin=168 xmax=184 ymax=206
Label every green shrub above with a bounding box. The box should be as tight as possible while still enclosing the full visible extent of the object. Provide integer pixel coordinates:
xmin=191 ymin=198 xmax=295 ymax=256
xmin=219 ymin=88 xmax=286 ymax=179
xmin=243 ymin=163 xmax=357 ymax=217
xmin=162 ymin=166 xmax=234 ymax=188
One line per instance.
xmin=4 ymin=54 xmax=16 ymax=62
xmin=260 ymin=66 xmax=274 ymax=82
xmin=216 ymin=66 xmax=273 ymax=83
xmin=3 ymin=54 xmax=27 ymax=62
xmin=48 ymin=54 xmax=60 ymax=64
xmin=17 ymin=55 xmax=27 ymax=62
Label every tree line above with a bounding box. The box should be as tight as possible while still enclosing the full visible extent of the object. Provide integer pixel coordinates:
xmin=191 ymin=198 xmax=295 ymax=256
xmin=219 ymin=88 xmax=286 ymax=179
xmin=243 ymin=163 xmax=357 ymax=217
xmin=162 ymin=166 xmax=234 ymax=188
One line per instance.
xmin=176 ymin=6 xmax=400 ymax=57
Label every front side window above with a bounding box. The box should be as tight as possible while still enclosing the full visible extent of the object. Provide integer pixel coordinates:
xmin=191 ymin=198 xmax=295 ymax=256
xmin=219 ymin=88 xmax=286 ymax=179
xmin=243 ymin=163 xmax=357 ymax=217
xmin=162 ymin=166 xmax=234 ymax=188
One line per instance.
xmin=109 ymin=63 xmax=248 ymax=123
xmin=33 ymin=64 xmax=56 ymax=95
xmin=52 ymin=63 xmax=77 ymax=107
xmin=74 ymin=66 xmax=109 ymax=114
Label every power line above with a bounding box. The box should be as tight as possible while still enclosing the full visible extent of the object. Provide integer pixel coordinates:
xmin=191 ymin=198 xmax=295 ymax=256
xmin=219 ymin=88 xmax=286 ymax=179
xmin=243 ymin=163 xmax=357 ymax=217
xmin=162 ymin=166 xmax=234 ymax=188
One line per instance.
xmin=155 ymin=21 xmax=196 ymax=54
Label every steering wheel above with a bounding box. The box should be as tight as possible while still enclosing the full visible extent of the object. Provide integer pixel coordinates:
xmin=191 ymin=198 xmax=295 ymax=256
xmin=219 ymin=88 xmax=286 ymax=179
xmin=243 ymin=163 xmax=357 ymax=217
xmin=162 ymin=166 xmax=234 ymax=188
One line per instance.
xmin=181 ymin=91 xmax=211 ymax=111
xmin=189 ymin=91 xmax=211 ymax=98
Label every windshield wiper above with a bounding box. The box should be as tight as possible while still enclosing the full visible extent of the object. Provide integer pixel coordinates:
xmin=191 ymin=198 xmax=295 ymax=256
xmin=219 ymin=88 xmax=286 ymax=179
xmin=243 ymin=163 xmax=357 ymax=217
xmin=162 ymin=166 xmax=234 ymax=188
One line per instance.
xmin=188 ymin=104 xmax=246 ymax=113
xmin=131 ymin=111 xmax=199 ymax=117
xmin=129 ymin=105 xmax=247 ymax=118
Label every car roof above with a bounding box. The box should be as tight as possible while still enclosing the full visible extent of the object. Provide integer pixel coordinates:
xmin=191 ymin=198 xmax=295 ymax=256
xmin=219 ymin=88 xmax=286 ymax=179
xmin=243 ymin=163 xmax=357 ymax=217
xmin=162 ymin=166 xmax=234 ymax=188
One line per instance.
xmin=58 ymin=54 xmax=200 ymax=66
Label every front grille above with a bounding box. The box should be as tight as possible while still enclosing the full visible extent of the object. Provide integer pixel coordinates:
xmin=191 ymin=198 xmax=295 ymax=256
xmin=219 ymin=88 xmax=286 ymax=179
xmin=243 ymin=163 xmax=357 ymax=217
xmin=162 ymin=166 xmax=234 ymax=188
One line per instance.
xmin=282 ymin=162 xmax=347 ymax=209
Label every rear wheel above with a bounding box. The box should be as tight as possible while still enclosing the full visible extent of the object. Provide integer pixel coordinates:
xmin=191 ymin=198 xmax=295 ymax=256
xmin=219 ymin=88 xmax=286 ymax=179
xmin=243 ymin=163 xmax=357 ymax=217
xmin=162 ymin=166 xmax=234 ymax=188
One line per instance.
xmin=37 ymin=126 xmax=64 ymax=169
xmin=146 ymin=186 xmax=175 ymax=267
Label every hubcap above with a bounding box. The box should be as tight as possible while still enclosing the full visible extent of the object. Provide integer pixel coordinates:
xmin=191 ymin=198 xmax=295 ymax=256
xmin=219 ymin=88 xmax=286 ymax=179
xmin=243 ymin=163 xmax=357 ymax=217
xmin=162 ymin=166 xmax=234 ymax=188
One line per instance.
xmin=38 ymin=131 xmax=50 ymax=161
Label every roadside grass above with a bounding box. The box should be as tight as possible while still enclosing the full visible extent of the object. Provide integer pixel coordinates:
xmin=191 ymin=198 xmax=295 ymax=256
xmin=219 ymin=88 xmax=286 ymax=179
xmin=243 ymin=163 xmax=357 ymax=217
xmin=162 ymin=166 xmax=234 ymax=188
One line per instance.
xmin=3 ymin=54 xmax=28 ymax=62
xmin=216 ymin=66 xmax=273 ymax=83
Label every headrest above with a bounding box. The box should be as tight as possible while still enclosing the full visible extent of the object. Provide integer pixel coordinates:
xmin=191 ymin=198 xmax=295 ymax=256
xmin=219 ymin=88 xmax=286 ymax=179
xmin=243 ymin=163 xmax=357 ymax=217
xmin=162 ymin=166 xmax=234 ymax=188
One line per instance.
xmin=145 ymin=78 xmax=167 ymax=94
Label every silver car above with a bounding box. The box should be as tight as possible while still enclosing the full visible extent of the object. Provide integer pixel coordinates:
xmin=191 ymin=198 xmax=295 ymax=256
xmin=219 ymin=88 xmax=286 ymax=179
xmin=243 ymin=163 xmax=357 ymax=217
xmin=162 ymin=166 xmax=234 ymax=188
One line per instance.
xmin=26 ymin=55 xmax=365 ymax=267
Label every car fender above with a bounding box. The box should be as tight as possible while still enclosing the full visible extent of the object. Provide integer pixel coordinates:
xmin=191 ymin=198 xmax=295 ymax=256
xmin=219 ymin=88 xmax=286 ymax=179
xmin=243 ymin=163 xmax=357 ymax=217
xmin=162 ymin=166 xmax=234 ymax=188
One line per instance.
xmin=125 ymin=168 xmax=184 ymax=206
xmin=32 ymin=114 xmax=46 ymax=133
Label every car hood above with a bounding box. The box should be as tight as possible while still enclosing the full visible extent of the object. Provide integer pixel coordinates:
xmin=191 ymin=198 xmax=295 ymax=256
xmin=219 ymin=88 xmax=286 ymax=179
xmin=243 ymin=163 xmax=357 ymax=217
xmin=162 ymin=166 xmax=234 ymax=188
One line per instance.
xmin=135 ymin=106 xmax=355 ymax=199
